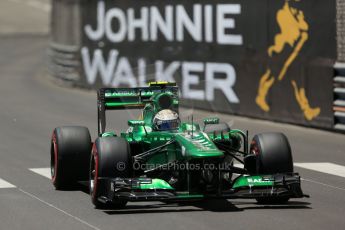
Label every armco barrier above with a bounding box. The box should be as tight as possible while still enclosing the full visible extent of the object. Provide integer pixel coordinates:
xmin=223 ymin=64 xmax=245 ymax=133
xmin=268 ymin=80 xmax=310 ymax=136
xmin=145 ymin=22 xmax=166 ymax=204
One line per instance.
xmin=50 ymin=0 xmax=340 ymax=131
xmin=49 ymin=0 xmax=81 ymax=83
xmin=334 ymin=62 xmax=345 ymax=131
xmin=335 ymin=0 xmax=345 ymax=131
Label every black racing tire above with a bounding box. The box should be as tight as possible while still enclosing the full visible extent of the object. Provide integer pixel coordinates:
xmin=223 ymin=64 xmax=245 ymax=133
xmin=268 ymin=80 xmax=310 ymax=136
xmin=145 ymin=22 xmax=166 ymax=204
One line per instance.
xmin=250 ymin=133 xmax=293 ymax=204
xmin=203 ymin=122 xmax=230 ymax=134
xmin=251 ymin=132 xmax=293 ymax=174
xmin=50 ymin=126 xmax=91 ymax=190
xmin=90 ymin=137 xmax=132 ymax=209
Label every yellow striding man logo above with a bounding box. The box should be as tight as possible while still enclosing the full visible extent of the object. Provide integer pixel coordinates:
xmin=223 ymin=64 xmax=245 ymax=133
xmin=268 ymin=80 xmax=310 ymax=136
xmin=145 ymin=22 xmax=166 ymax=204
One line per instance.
xmin=256 ymin=0 xmax=320 ymax=121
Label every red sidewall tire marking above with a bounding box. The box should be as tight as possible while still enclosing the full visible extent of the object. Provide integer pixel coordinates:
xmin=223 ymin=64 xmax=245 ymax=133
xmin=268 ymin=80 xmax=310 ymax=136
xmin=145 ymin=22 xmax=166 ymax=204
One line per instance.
xmin=250 ymin=140 xmax=260 ymax=156
xmin=91 ymin=143 xmax=99 ymax=200
xmin=52 ymin=132 xmax=58 ymax=184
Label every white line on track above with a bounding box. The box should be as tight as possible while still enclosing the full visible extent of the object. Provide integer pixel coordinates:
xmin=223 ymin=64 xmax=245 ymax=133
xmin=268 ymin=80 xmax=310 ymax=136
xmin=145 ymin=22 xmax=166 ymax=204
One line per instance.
xmin=301 ymin=178 xmax=345 ymax=191
xmin=0 ymin=178 xmax=16 ymax=188
xmin=295 ymin=162 xmax=345 ymax=178
xmin=18 ymin=188 xmax=101 ymax=230
xmin=29 ymin=168 xmax=51 ymax=179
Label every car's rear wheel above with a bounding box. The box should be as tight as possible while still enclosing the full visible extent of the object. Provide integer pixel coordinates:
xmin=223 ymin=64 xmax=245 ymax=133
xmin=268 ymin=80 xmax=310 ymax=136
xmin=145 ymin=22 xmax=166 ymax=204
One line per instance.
xmin=250 ymin=132 xmax=293 ymax=204
xmin=51 ymin=126 xmax=91 ymax=190
xmin=90 ymin=137 xmax=132 ymax=209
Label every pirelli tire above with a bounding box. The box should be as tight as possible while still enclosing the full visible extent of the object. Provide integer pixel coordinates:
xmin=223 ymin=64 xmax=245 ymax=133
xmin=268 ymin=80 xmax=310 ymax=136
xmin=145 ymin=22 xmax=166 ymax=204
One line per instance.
xmin=250 ymin=132 xmax=293 ymax=204
xmin=90 ymin=136 xmax=132 ymax=209
xmin=50 ymin=126 xmax=92 ymax=190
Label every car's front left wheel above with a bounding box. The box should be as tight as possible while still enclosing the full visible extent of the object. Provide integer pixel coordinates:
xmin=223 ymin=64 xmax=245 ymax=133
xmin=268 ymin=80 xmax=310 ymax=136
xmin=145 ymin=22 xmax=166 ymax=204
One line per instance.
xmin=90 ymin=136 xmax=132 ymax=209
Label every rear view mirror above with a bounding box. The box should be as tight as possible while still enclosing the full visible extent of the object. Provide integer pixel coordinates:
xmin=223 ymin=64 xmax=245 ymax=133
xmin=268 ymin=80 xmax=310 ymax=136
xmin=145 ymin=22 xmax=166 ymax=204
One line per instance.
xmin=128 ymin=120 xmax=145 ymax=127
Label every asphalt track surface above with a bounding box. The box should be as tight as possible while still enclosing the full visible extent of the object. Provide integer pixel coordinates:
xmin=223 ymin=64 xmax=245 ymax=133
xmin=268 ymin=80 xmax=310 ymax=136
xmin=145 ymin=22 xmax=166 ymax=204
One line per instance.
xmin=1 ymin=2 xmax=345 ymax=230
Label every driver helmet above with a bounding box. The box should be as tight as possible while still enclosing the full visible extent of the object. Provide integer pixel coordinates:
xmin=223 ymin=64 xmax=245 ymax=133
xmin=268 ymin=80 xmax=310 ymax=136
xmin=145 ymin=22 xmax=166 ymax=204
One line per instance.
xmin=153 ymin=109 xmax=180 ymax=131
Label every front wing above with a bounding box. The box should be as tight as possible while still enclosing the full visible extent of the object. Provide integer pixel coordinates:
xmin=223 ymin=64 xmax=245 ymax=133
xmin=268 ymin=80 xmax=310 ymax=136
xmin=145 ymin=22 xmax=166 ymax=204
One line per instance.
xmin=96 ymin=173 xmax=308 ymax=204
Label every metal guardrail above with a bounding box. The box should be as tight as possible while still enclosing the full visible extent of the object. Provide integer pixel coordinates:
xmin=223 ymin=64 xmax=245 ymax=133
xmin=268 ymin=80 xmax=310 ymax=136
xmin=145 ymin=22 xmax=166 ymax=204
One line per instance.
xmin=48 ymin=42 xmax=80 ymax=83
xmin=334 ymin=62 xmax=345 ymax=131
xmin=48 ymin=0 xmax=81 ymax=85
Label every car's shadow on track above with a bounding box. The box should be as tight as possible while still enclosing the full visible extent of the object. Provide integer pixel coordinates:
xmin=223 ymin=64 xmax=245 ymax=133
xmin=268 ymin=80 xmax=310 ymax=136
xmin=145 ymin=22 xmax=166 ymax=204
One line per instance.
xmin=73 ymin=183 xmax=242 ymax=214
xmin=103 ymin=200 xmax=242 ymax=215
xmin=73 ymin=183 xmax=311 ymax=214
xmin=102 ymin=200 xmax=311 ymax=215
xmin=231 ymin=200 xmax=312 ymax=210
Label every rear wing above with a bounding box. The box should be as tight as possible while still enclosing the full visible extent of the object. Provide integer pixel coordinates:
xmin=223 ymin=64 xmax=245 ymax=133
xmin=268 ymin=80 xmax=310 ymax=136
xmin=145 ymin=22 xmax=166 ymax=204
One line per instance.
xmin=97 ymin=83 xmax=178 ymax=135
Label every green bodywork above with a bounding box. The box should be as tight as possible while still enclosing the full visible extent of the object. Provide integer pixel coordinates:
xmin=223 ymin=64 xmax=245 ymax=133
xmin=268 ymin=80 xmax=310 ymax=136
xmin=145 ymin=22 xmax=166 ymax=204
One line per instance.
xmin=98 ymin=83 xmax=300 ymax=198
xmin=120 ymin=123 xmax=241 ymax=165
xmin=101 ymin=83 xmax=243 ymax=192
xmin=101 ymin=131 xmax=116 ymax=137
xmin=232 ymin=175 xmax=274 ymax=189
xmin=136 ymin=175 xmax=275 ymax=192
xmin=138 ymin=179 xmax=174 ymax=190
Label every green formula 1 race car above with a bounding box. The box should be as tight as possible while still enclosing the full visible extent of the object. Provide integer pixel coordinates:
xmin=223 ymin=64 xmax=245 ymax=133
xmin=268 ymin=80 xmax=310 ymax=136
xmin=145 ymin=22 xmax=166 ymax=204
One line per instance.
xmin=50 ymin=82 xmax=308 ymax=208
